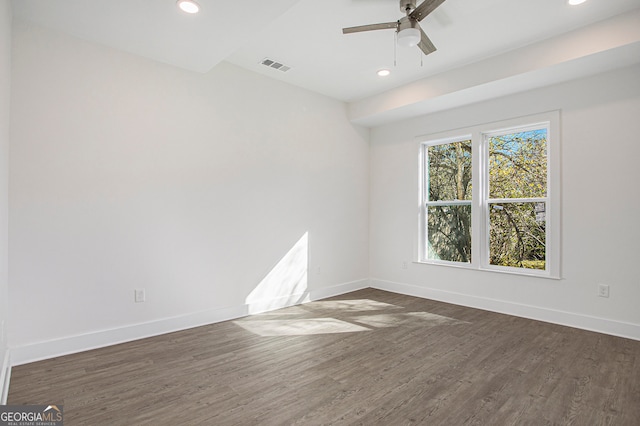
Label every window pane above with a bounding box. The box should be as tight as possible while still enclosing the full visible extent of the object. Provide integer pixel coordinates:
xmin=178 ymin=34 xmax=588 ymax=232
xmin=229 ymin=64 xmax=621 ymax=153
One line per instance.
xmin=428 ymin=140 xmax=472 ymax=201
xmin=489 ymin=129 xmax=547 ymax=199
xmin=427 ymin=205 xmax=471 ymax=263
xmin=489 ymin=202 xmax=546 ymax=270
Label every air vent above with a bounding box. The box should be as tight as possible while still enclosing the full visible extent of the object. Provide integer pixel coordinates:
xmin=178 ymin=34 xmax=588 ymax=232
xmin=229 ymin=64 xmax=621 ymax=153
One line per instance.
xmin=260 ymin=58 xmax=291 ymax=73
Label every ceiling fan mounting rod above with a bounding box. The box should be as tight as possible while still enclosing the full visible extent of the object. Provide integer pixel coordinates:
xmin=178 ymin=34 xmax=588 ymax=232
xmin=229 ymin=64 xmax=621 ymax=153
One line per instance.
xmin=400 ymin=0 xmax=417 ymax=15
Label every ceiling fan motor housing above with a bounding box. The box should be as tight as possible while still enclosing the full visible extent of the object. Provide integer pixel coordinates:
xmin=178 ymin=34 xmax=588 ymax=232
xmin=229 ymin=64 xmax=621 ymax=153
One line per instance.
xmin=400 ymin=0 xmax=417 ymax=14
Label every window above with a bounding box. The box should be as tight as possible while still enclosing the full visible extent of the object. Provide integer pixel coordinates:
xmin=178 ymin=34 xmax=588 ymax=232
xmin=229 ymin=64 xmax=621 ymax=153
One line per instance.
xmin=486 ymin=127 xmax=547 ymax=270
xmin=424 ymin=138 xmax=472 ymax=263
xmin=418 ymin=112 xmax=560 ymax=278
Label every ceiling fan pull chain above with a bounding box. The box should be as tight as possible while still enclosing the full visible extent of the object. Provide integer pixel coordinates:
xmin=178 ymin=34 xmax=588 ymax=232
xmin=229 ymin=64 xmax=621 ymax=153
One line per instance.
xmin=394 ymin=32 xmax=398 ymax=67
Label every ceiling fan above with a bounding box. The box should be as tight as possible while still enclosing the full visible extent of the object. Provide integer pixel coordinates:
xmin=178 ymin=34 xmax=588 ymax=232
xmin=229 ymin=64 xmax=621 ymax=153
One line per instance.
xmin=343 ymin=0 xmax=446 ymax=56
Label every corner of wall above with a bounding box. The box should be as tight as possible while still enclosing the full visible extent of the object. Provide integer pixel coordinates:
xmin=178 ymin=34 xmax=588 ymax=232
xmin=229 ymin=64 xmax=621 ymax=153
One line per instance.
xmin=0 ymin=0 xmax=13 ymax=404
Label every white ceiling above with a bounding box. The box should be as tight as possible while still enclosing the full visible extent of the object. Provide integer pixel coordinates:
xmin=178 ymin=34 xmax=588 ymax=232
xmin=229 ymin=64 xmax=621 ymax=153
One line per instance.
xmin=228 ymin=0 xmax=640 ymax=101
xmin=11 ymin=0 xmax=640 ymax=124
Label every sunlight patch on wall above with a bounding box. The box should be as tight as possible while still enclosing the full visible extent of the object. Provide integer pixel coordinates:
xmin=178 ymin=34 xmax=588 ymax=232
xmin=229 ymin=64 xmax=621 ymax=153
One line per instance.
xmin=233 ymin=318 xmax=370 ymax=337
xmin=246 ymin=232 xmax=309 ymax=315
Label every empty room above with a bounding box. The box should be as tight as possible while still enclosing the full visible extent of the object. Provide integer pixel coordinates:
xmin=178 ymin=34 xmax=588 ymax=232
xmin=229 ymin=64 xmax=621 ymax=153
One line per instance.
xmin=1 ymin=0 xmax=640 ymax=424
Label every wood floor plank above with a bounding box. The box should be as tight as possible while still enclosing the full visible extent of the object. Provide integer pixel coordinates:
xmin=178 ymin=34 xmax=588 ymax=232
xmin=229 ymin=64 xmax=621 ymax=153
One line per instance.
xmin=8 ymin=288 xmax=640 ymax=425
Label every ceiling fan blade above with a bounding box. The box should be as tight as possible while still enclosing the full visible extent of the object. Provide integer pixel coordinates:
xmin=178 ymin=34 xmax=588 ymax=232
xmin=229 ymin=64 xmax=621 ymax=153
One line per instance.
xmin=418 ymin=28 xmax=437 ymax=55
xmin=342 ymin=22 xmax=398 ymax=34
xmin=410 ymin=0 xmax=446 ymax=22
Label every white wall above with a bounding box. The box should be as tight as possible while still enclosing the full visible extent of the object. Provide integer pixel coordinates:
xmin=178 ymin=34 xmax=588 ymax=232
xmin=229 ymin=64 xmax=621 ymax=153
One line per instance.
xmin=9 ymin=20 xmax=370 ymax=362
xmin=8 ymin=12 xmax=639 ymax=368
xmin=0 ymin=0 xmax=12 ymax=401
xmin=370 ymin=64 xmax=640 ymax=340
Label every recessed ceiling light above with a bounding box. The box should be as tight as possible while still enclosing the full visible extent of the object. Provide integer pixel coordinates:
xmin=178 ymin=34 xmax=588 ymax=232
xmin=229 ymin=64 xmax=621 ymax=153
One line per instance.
xmin=377 ymin=69 xmax=391 ymax=77
xmin=568 ymin=0 xmax=586 ymax=5
xmin=177 ymin=0 xmax=200 ymax=14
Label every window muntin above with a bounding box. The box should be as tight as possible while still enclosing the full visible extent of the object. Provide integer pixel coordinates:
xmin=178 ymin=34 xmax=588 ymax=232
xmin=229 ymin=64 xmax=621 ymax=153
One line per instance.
xmin=418 ymin=113 xmax=559 ymax=278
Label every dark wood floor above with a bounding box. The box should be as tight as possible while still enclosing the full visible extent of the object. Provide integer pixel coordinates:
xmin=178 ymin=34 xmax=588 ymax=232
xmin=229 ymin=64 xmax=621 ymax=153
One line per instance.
xmin=8 ymin=288 xmax=640 ymax=425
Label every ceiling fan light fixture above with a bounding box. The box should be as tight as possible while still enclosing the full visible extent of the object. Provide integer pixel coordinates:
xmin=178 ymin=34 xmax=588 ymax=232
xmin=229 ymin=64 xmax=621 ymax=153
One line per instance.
xmin=177 ymin=0 xmax=200 ymax=14
xmin=397 ymin=27 xmax=421 ymax=48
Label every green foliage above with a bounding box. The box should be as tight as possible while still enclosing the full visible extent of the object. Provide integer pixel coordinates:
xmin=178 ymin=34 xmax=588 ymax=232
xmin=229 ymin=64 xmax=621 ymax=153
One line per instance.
xmin=522 ymin=260 xmax=546 ymax=269
xmin=427 ymin=141 xmax=472 ymax=263
xmin=427 ymin=205 xmax=471 ymax=262
xmin=489 ymin=130 xmax=547 ymax=269
xmin=489 ymin=130 xmax=547 ymax=199
xmin=428 ymin=141 xmax=472 ymax=201
xmin=489 ymin=202 xmax=546 ymax=270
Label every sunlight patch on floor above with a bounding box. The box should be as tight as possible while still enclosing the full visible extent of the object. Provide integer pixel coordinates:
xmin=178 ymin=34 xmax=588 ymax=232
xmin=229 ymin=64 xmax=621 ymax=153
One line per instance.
xmin=252 ymin=306 xmax=310 ymax=317
xmin=307 ymin=299 xmax=401 ymax=312
xmin=233 ymin=318 xmax=370 ymax=337
xmin=352 ymin=312 xmax=468 ymax=328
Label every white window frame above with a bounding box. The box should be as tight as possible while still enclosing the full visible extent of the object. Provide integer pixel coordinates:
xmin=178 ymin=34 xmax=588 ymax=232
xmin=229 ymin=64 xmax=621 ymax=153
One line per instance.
xmin=419 ymin=135 xmax=474 ymax=267
xmin=417 ymin=111 xmax=561 ymax=279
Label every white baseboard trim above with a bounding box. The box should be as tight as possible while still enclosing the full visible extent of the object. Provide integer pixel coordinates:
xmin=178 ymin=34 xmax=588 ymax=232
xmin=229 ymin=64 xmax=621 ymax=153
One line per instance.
xmin=371 ymin=278 xmax=640 ymax=341
xmin=308 ymin=279 xmax=370 ymax=302
xmin=10 ymin=279 xmax=370 ymax=367
xmin=1 ymin=349 xmax=10 ymax=404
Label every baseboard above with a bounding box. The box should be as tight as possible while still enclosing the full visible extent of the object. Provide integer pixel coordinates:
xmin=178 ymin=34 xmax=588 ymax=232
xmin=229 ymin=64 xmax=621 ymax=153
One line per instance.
xmin=10 ymin=279 xmax=370 ymax=366
xmin=308 ymin=279 xmax=370 ymax=302
xmin=10 ymin=277 xmax=637 ymax=367
xmin=0 ymin=348 xmax=10 ymax=404
xmin=370 ymin=278 xmax=640 ymax=341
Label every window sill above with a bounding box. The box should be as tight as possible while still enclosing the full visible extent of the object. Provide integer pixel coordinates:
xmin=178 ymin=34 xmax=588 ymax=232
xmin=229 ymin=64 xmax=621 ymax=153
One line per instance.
xmin=413 ymin=260 xmax=562 ymax=280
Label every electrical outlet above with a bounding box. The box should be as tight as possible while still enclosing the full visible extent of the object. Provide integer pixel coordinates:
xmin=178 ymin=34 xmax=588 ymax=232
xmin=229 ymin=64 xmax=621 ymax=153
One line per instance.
xmin=316 ymin=266 xmax=321 ymax=275
xmin=402 ymin=260 xmax=409 ymax=270
xmin=597 ymin=284 xmax=609 ymax=298
xmin=135 ymin=289 xmax=146 ymax=303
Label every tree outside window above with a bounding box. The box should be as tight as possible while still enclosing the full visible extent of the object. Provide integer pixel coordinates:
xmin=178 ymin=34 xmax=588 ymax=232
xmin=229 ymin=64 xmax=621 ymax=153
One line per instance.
xmin=487 ymin=129 xmax=547 ymax=270
xmin=425 ymin=140 xmax=472 ymax=263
